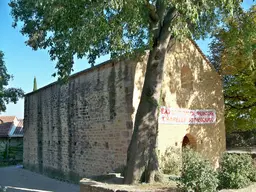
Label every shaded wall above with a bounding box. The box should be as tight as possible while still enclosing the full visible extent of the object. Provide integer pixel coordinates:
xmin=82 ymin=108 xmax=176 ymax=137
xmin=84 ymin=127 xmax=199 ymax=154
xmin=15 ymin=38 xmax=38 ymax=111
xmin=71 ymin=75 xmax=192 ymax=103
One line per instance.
xmin=23 ymin=59 xmax=142 ymax=182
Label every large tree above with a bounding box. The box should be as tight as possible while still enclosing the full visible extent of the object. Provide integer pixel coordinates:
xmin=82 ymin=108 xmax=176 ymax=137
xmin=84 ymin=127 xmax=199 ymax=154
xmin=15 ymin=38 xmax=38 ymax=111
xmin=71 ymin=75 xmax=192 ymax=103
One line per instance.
xmin=209 ymin=5 xmax=256 ymax=133
xmin=0 ymin=51 xmax=24 ymax=112
xmin=10 ymin=0 xmax=242 ymax=184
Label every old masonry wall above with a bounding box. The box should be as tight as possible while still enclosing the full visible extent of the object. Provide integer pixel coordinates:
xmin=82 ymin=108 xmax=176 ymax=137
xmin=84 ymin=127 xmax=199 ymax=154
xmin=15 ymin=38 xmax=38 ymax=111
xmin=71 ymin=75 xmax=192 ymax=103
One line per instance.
xmin=23 ymin=39 xmax=225 ymax=182
xmin=23 ymin=58 xmax=142 ymax=182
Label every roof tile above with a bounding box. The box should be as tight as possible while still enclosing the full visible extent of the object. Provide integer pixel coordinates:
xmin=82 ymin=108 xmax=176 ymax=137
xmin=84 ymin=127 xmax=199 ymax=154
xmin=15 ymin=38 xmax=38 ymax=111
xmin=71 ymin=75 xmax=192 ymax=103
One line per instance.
xmin=0 ymin=122 xmax=13 ymax=137
xmin=0 ymin=116 xmax=24 ymax=137
xmin=0 ymin=116 xmax=16 ymax=124
xmin=13 ymin=119 xmax=24 ymax=136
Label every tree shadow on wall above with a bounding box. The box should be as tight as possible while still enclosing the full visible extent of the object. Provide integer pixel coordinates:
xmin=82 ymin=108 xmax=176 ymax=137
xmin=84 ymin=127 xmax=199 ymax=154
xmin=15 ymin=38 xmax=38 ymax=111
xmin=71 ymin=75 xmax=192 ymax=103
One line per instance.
xmin=164 ymin=40 xmax=225 ymax=166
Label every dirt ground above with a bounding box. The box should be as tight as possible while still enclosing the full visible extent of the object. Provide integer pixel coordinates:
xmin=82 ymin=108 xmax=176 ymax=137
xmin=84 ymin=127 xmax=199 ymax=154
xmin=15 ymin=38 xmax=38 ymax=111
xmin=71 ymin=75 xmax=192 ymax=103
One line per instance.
xmin=0 ymin=165 xmax=254 ymax=192
xmin=0 ymin=166 xmax=79 ymax=192
xmin=220 ymin=183 xmax=256 ymax=192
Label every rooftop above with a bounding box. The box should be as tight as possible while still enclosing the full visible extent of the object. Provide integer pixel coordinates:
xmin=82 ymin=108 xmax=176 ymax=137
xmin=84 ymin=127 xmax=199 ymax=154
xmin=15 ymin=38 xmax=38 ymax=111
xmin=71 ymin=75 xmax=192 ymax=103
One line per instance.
xmin=0 ymin=116 xmax=24 ymax=138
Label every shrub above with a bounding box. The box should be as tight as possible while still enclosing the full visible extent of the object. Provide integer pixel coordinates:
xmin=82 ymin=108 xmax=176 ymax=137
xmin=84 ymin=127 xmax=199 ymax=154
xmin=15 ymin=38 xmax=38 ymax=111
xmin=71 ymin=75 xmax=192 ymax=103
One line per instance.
xmin=250 ymin=168 xmax=256 ymax=182
xmin=218 ymin=153 xmax=256 ymax=189
xmin=179 ymin=147 xmax=218 ymax=192
xmin=0 ymin=186 xmax=7 ymax=192
xmin=160 ymin=147 xmax=182 ymax=175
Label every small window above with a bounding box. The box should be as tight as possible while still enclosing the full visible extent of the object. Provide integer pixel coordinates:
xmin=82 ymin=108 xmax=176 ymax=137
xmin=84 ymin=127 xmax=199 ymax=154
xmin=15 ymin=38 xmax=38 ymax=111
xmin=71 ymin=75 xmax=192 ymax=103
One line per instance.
xmin=181 ymin=66 xmax=193 ymax=90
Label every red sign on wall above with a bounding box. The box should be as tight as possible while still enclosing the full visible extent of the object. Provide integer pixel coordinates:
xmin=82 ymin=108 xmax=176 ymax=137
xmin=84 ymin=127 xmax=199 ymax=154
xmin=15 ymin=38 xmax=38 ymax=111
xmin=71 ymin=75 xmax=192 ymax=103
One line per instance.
xmin=159 ymin=107 xmax=216 ymax=124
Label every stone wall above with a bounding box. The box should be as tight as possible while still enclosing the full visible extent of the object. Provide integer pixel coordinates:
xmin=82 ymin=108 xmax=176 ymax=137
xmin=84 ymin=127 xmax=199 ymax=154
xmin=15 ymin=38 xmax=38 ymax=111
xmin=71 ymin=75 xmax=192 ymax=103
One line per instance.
xmin=23 ymin=39 xmax=225 ymax=182
xmin=23 ymin=58 xmax=143 ymax=182
xmin=156 ymin=40 xmax=225 ymax=167
xmin=131 ymin=40 xmax=225 ymax=167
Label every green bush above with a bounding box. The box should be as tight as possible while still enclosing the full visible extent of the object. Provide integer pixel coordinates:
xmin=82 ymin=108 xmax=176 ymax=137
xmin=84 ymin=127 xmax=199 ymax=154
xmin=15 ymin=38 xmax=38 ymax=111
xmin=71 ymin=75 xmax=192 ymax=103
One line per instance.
xmin=160 ymin=147 xmax=182 ymax=175
xmin=250 ymin=169 xmax=256 ymax=182
xmin=218 ymin=153 xmax=256 ymax=189
xmin=0 ymin=186 xmax=7 ymax=192
xmin=179 ymin=148 xmax=218 ymax=192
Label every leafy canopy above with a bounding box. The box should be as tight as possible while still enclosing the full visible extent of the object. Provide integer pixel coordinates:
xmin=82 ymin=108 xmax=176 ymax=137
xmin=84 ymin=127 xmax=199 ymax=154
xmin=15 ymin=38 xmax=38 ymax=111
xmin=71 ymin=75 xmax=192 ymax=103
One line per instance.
xmin=10 ymin=0 xmax=240 ymax=80
xmin=0 ymin=51 xmax=24 ymax=112
xmin=209 ymin=5 xmax=256 ymax=132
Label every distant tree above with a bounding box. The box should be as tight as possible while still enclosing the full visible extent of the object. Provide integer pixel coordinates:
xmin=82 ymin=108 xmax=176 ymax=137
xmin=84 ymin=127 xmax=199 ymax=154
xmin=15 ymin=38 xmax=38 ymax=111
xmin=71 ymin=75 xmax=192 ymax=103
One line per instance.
xmin=0 ymin=51 xmax=24 ymax=112
xmin=33 ymin=76 xmax=37 ymax=91
xmin=10 ymin=0 xmax=242 ymax=184
xmin=209 ymin=5 xmax=256 ymax=132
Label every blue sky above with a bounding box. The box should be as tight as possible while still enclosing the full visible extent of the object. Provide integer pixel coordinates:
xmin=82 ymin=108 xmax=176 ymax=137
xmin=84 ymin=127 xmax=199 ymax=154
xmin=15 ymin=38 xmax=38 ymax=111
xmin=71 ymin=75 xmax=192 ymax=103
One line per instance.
xmin=0 ymin=0 xmax=255 ymax=118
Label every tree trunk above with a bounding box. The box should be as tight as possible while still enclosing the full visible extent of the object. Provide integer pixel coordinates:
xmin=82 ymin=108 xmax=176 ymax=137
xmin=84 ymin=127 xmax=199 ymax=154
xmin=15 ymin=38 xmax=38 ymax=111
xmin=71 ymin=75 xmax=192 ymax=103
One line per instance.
xmin=124 ymin=7 xmax=176 ymax=184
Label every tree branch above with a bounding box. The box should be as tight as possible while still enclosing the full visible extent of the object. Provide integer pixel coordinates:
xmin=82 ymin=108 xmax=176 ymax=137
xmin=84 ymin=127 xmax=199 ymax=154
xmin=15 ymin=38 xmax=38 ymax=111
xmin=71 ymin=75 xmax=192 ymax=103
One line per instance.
xmin=145 ymin=0 xmax=158 ymax=23
xmin=225 ymin=102 xmax=256 ymax=110
xmin=158 ymin=6 xmax=177 ymax=41
xmin=156 ymin=0 xmax=166 ymax=23
xmin=224 ymin=94 xmax=250 ymax=102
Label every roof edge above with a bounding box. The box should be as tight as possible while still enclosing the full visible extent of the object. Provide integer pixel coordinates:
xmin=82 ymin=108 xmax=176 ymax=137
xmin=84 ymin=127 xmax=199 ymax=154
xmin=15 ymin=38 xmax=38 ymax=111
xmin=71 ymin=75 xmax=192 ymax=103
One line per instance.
xmin=26 ymin=58 xmax=119 ymax=96
xmin=189 ymin=39 xmax=221 ymax=80
xmin=26 ymin=39 xmax=219 ymax=97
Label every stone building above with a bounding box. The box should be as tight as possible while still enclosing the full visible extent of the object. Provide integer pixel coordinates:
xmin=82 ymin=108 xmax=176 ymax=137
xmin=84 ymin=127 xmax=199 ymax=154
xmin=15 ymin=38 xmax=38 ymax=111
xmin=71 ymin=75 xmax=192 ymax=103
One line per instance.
xmin=23 ymin=39 xmax=225 ymax=182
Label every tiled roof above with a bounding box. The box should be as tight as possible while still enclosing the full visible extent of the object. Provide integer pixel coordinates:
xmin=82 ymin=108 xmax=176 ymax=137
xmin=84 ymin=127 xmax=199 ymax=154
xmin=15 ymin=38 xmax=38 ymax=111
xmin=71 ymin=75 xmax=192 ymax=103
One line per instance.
xmin=0 ymin=116 xmax=24 ymax=137
xmin=0 ymin=116 xmax=16 ymax=124
xmin=13 ymin=119 xmax=24 ymax=136
xmin=0 ymin=122 xmax=13 ymax=137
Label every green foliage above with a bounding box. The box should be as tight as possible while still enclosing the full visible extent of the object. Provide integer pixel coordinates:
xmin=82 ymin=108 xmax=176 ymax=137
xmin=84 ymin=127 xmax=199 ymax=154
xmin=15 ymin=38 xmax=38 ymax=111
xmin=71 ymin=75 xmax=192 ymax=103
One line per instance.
xmin=224 ymin=73 xmax=256 ymax=132
xmin=3 ymin=144 xmax=7 ymax=159
xmin=0 ymin=51 xmax=24 ymax=112
xmin=226 ymin=129 xmax=256 ymax=147
xmin=9 ymin=0 xmax=241 ymax=80
xmin=33 ymin=76 xmax=37 ymax=91
xmin=160 ymin=147 xmax=182 ymax=175
xmin=0 ymin=186 xmax=7 ymax=192
xmin=209 ymin=5 xmax=256 ymax=132
xmin=210 ymin=6 xmax=256 ymax=73
xmin=218 ymin=153 xmax=256 ymax=189
xmin=179 ymin=148 xmax=218 ymax=192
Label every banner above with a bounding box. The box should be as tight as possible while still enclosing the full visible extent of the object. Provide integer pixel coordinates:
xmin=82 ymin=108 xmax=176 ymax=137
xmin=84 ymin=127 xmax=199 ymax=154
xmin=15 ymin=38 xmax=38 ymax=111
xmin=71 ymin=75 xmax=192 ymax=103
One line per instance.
xmin=159 ymin=107 xmax=216 ymax=125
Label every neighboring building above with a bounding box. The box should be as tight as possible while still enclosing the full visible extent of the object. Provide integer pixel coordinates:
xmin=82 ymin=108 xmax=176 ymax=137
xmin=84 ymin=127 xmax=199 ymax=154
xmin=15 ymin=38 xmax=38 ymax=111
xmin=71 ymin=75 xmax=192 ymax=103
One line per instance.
xmin=23 ymin=39 xmax=225 ymax=182
xmin=0 ymin=116 xmax=23 ymax=162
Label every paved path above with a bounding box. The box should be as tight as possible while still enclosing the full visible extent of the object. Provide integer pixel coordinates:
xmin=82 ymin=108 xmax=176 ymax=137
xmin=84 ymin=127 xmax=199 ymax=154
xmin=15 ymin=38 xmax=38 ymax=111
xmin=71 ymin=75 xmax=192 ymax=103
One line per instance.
xmin=0 ymin=166 xmax=79 ymax=192
xmin=227 ymin=147 xmax=256 ymax=154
